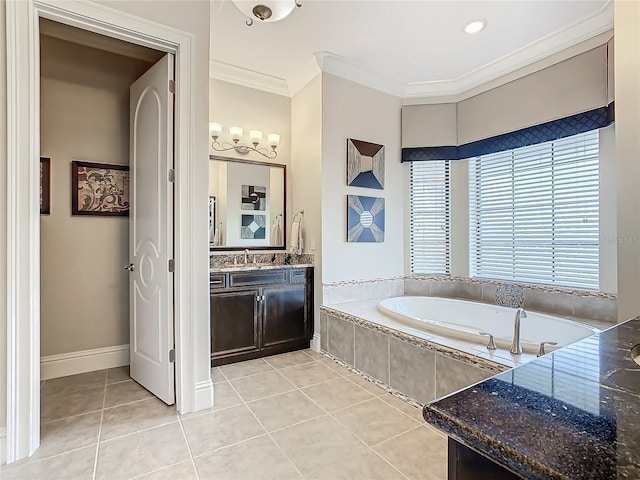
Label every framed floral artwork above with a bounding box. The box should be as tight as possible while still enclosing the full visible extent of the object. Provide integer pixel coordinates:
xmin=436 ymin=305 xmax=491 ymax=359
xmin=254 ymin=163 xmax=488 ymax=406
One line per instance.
xmin=71 ymin=161 xmax=129 ymax=216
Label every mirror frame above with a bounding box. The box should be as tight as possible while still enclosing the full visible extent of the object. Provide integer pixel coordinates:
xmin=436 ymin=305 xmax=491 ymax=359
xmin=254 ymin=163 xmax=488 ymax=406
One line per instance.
xmin=209 ymin=155 xmax=287 ymax=251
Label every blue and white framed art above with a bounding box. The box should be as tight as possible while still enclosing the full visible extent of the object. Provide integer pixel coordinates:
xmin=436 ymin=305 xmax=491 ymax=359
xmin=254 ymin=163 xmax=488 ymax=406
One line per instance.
xmin=347 ymin=138 xmax=385 ymax=189
xmin=347 ymin=195 xmax=385 ymax=243
xmin=241 ymin=214 xmax=266 ymax=239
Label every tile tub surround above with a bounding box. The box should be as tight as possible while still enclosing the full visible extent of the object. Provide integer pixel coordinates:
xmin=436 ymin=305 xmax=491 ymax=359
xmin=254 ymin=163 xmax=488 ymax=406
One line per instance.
xmin=323 ymin=276 xmax=404 ymax=305
xmin=423 ymin=317 xmax=640 ymax=479
xmin=210 ymin=252 xmax=314 ymax=270
xmin=321 ymin=302 xmax=505 ymax=405
xmin=323 ymin=275 xmax=618 ymax=328
xmin=2 ymin=350 xmax=449 ymax=480
xmin=404 ymin=275 xmax=618 ymax=327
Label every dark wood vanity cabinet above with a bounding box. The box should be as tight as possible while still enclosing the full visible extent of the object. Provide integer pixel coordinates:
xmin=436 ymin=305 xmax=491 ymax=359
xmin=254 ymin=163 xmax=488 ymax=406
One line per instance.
xmin=448 ymin=439 xmax=519 ymax=480
xmin=210 ymin=267 xmax=313 ymax=366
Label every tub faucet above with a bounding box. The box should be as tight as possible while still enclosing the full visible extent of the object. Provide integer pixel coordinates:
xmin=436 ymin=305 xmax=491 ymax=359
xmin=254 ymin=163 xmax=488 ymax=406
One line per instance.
xmin=510 ymin=308 xmax=527 ymax=355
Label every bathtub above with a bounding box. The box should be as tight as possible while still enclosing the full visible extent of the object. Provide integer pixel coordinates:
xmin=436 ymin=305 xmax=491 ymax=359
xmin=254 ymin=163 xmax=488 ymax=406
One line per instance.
xmin=377 ymin=296 xmax=599 ymax=354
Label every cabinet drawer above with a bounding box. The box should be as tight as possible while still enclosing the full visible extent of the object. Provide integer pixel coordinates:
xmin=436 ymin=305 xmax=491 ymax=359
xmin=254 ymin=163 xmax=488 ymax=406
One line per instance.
xmin=229 ymin=270 xmax=288 ymax=287
xmin=209 ymin=273 xmax=227 ymax=290
xmin=290 ymin=268 xmax=308 ymax=284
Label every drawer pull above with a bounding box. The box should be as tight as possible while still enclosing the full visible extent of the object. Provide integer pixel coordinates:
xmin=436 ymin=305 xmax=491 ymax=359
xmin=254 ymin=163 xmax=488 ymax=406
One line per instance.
xmin=210 ymin=280 xmax=224 ymax=285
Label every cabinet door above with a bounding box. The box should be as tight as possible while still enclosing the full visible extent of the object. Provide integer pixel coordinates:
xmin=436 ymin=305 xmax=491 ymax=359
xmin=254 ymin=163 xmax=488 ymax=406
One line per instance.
xmin=211 ymin=288 xmax=260 ymax=360
xmin=262 ymin=285 xmax=307 ymax=348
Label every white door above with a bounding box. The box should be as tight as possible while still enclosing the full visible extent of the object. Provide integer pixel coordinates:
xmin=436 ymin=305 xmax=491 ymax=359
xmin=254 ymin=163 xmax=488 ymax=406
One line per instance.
xmin=128 ymin=54 xmax=175 ymax=405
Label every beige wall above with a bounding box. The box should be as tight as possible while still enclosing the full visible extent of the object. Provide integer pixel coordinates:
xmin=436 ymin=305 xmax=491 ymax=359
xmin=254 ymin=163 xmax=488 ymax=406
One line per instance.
xmin=291 ymin=74 xmax=322 ymax=336
xmin=209 ymin=78 xmax=291 ymax=245
xmin=615 ymin=0 xmax=640 ymax=320
xmin=39 ymin=35 xmax=152 ymax=357
xmin=321 ymin=73 xmax=406 ymax=283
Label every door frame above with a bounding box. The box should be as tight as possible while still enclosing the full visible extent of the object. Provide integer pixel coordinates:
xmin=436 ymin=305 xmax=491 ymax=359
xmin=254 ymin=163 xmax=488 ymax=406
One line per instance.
xmin=5 ymin=0 xmax=212 ymax=463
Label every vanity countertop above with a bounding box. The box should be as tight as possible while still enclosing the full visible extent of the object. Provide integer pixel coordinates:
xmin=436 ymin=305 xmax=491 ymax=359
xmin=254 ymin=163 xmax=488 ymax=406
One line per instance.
xmin=210 ymin=263 xmax=314 ymax=273
xmin=423 ymin=316 xmax=640 ymax=479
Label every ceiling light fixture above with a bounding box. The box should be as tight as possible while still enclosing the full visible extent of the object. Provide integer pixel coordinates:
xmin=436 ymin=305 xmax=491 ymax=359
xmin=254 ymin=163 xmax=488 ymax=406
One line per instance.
xmin=210 ymin=122 xmax=280 ymax=159
xmin=231 ymin=0 xmax=303 ymax=26
xmin=464 ymin=19 xmax=486 ymax=34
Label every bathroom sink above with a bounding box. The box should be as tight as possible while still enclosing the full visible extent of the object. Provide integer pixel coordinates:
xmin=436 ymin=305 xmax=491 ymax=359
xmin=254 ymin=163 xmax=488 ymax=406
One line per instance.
xmin=631 ymin=344 xmax=640 ymax=366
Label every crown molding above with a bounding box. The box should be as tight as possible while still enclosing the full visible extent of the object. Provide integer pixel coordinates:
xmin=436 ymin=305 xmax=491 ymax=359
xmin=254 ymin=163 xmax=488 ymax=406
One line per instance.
xmin=288 ymin=54 xmax=322 ymax=97
xmin=312 ymin=51 xmax=406 ymax=98
xmin=404 ymin=1 xmax=614 ymax=99
xmin=209 ymin=59 xmax=290 ymax=97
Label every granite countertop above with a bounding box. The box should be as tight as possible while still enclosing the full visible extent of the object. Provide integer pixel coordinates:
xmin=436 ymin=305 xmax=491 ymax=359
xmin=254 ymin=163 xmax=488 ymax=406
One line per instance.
xmin=423 ymin=316 xmax=640 ymax=480
xmin=210 ymin=263 xmax=314 ymax=273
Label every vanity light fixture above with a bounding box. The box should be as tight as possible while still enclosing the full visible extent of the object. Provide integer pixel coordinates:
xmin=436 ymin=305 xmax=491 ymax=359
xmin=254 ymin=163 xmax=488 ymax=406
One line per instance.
xmin=231 ymin=0 xmax=303 ymax=26
xmin=464 ymin=19 xmax=486 ymax=34
xmin=210 ymin=122 xmax=280 ymax=159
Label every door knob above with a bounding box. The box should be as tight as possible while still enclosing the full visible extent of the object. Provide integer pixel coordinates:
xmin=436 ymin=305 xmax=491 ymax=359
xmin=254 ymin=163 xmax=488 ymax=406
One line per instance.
xmin=124 ymin=263 xmax=135 ymax=272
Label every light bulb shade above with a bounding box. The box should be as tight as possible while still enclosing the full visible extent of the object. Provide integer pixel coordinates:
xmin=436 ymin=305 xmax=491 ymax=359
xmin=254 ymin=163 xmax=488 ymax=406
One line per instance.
xmin=249 ymin=130 xmax=263 ymax=144
xmin=267 ymin=133 xmax=280 ymax=147
xmin=231 ymin=0 xmax=297 ymax=22
xmin=209 ymin=122 xmax=222 ymax=137
xmin=229 ymin=126 xmax=243 ymax=141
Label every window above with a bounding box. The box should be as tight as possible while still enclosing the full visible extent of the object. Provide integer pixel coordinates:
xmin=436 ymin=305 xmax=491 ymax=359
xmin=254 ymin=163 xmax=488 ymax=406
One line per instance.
xmin=469 ymin=130 xmax=600 ymax=290
xmin=410 ymin=161 xmax=450 ymax=274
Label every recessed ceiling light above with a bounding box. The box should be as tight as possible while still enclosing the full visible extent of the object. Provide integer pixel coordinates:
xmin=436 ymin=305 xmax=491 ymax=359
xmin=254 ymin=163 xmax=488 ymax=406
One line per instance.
xmin=464 ymin=20 xmax=486 ymax=34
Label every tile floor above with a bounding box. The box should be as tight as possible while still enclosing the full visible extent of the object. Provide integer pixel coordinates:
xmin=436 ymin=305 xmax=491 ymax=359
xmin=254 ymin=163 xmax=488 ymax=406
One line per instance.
xmin=0 ymin=350 xmax=447 ymax=480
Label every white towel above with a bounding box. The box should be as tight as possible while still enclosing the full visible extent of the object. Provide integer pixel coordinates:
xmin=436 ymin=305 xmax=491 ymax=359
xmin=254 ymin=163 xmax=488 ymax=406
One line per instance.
xmin=290 ymin=221 xmax=302 ymax=254
xmin=270 ymin=219 xmax=283 ymax=246
xmin=212 ymin=223 xmax=222 ymax=246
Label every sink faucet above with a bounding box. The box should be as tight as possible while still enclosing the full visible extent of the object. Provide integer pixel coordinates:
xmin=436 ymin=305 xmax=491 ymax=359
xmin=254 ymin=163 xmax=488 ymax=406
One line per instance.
xmin=510 ymin=308 xmax=527 ymax=355
xmin=244 ymin=249 xmax=249 ymax=265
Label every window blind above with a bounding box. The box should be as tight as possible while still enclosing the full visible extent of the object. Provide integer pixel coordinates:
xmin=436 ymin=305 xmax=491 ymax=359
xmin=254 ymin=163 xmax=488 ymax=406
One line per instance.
xmin=469 ymin=130 xmax=600 ymax=290
xmin=410 ymin=161 xmax=450 ymax=274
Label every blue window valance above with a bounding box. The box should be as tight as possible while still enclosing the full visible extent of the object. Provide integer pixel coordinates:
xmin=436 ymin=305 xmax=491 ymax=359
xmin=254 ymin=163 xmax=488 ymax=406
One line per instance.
xmin=401 ymin=102 xmax=614 ymax=162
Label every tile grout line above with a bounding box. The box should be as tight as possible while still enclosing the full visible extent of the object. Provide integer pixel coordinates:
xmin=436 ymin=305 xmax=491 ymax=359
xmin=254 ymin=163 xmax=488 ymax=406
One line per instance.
xmin=371 ymin=424 xmax=423 ymax=448
xmin=377 ymin=395 xmax=426 ymax=425
xmin=218 ymin=354 xmax=319 ymax=383
xmin=91 ymin=371 xmax=109 ymax=480
xmin=326 ymin=410 xmax=411 ymax=480
xmin=295 ymin=356 xmax=424 ymax=478
xmin=176 ymin=413 xmax=201 ymax=480
xmin=223 ymin=361 xmax=350 ymax=405
xmin=40 ymin=407 xmax=105 ymax=426
xmin=296 ymin=381 xmax=411 ymax=480
xmin=128 ymin=459 xmax=193 ymax=480
xmin=222 ymin=370 xmax=306 ymax=479
xmin=100 ymin=419 xmax=181 ymax=445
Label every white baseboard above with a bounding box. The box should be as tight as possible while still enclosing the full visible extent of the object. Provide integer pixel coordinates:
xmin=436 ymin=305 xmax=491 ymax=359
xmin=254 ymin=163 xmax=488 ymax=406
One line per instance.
xmin=193 ymin=379 xmax=214 ymax=412
xmin=41 ymin=345 xmax=130 ymax=380
xmin=0 ymin=427 xmax=6 ymax=465
xmin=310 ymin=332 xmax=321 ymax=352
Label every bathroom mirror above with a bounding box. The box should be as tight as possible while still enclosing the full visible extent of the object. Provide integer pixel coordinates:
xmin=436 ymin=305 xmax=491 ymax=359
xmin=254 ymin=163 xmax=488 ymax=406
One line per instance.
xmin=209 ymin=155 xmax=286 ymax=251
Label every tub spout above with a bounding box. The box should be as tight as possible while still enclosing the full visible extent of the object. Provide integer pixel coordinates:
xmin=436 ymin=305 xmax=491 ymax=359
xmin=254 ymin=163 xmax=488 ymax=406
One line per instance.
xmin=510 ymin=308 xmax=527 ymax=355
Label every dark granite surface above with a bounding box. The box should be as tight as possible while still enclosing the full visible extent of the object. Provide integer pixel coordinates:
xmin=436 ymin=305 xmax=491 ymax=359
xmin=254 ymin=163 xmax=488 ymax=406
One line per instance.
xmin=423 ymin=317 xmax=640 ymax=480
